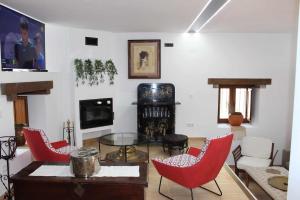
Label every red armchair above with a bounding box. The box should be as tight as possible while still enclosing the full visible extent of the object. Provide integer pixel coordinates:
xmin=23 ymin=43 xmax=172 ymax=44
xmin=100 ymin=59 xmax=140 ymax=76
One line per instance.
xmin=23 ymin=127 xmax=75 ymax=163
xmin=152 ymin=134 xmax=233 ymax=200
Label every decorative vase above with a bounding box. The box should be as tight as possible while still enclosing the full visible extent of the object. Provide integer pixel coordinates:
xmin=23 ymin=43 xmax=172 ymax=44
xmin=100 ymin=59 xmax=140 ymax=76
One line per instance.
xmin=228 ymin=112 xmax=243 ymax=126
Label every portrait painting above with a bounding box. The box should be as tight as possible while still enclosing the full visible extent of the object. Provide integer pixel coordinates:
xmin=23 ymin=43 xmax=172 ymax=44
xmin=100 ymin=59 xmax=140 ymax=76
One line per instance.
xmin=128 ymin=40 xmax=161 ymax=79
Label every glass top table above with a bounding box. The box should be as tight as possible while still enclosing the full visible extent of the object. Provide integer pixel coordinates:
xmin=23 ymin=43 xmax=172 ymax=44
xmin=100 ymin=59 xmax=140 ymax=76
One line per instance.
xmin=99 ymin=132 xmax=147 ymax=146
xmin=98 ymin=132 xmax=149 ymax=162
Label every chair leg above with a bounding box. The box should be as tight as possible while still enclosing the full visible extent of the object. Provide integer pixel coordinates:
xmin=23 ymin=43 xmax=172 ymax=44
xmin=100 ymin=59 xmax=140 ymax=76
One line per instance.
xmin=158 ymin=176 xmax=194 ymax=200
xmin=199 ymin=179 xmax=222 ymax=196
xmin=235 ymin=168 xmax=240 ymax=177
xmin=190 ymin=189 xmax=194 ymax=200
xmin=158 ymin=176 xmax=174 ymax=200
xmin=245 ymin=172 xmax=250 ymax=187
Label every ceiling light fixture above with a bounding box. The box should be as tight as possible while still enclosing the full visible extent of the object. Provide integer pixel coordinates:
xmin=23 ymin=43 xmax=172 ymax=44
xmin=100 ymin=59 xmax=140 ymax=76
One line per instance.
xmin=185 ymin=0 xmax=214 ymax=33
xmin=186 ymin=0 xmax=232 ymax=33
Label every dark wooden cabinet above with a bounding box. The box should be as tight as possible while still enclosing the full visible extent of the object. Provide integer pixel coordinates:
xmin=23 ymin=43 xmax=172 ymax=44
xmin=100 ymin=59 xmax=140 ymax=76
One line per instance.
xmin=11 ymin=162 xmax=148 ymax=200
xmin=136 ymin=83 xmax=176 ymax=143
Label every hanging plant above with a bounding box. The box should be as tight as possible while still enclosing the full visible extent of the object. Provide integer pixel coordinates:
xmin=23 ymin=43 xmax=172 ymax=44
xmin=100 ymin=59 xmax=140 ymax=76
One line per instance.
xmin=74 ymin=58 xmax=118 ymax=86
xmin=84 ymin=59 xmax=96 ymax=86
xmin=105 ymin=59 xmax=118 ymax=85
xmin=74 ymin=59 xmax=84 ymax=86
xmin=94 ymin=59 xmax=105 ymax=84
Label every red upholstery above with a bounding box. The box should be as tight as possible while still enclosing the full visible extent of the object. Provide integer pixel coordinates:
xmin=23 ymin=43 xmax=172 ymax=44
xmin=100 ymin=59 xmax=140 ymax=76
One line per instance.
xmin=186 ymin=147 xmax=201 ymax=157
xmin=152 ymin=134 xmax=233 ymax=189
xmin=23 ymin=128 xmax=70 ymax=163
xmin=51 ymin=140 xmax=69 ymax=149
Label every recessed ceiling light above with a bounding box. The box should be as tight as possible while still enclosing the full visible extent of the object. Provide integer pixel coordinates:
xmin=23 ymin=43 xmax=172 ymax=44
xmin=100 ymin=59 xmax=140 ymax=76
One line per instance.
xmin=186 ymin=0 xmax=232 ymax=33
xmin=185 ymin=0 xmax=214 ymax=33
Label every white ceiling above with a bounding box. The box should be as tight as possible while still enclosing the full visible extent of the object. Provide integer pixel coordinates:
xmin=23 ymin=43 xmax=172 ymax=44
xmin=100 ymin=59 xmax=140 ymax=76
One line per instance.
xmin=201 ymin=0 xmax=299 ymax=33
xmin=0 ymin=0 xmax=298 ymax=33
xmin=0 ymin=0 xmax=209 ymax=32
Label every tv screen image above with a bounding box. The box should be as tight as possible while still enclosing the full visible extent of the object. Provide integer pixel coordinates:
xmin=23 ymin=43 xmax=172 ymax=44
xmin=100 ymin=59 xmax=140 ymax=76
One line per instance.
xmin=0 ymin=5 xmax=46 ymax=71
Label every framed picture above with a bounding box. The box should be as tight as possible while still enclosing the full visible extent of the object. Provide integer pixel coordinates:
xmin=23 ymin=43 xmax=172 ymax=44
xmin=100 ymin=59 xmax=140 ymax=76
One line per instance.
xmin=128 ymin=40 xmax=161 ymax=79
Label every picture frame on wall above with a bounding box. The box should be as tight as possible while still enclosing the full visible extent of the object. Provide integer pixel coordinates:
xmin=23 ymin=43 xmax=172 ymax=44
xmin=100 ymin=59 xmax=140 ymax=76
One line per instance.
xmin=128 ymin=40 xmax=161 ymax=79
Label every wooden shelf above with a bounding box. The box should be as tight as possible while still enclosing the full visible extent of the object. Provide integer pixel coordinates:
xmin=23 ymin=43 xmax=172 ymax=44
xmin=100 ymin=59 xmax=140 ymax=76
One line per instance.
xmin=208 ymin=78 xmax=271 ymax=88
xmin=1 ymin=81 xmax=53 ymax=101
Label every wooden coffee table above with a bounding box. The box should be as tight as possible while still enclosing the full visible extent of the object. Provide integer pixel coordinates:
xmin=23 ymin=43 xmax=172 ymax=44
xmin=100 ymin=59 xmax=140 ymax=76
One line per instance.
xmin=244 ymin=166 xmax=288 ymax=200
xmin=11 ymin=161 xmax=148 ymax=200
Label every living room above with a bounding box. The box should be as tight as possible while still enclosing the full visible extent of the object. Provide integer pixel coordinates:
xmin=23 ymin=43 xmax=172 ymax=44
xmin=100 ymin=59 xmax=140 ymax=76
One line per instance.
xmin=0 ymin=0 xmax=299 ymax=199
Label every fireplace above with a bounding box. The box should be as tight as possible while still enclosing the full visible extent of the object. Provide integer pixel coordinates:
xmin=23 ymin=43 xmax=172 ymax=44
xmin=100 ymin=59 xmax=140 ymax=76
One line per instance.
xmin=79 ymin=98 xmax=113 ymax=129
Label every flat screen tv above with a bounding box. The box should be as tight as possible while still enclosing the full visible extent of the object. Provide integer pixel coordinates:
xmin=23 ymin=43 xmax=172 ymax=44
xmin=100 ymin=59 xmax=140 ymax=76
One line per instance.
xmin=0 ymin=4 xmax=46 ymax=71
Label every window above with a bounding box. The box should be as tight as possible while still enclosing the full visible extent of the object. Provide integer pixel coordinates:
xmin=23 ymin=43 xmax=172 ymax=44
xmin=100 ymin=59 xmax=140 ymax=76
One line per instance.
xmin=208 ymin=78 xmax=271 ymax=124
xmin=218 ymin=86 xmax=253 ymax=123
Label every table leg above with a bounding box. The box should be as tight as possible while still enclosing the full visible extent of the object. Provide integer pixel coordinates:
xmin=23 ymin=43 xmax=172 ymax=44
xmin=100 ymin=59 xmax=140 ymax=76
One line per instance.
xmin=124 ymin=146 xmax=127 ymax=162
xmin=147 ymin=143 xmax=149 ymax=163
xmin=98 ymin=140 xmax=101 ymax=152
xmin=180 ymin=144 xmax=184 ymax=154
xmin=98 ymin=140 xmax=105 ymax=162
xmin=168 ymin=144 xmax=172 ymax=156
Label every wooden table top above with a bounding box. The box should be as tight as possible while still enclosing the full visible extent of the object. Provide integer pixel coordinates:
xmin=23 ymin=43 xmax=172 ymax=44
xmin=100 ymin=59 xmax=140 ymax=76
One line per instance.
xmin=11 ymin=161 xmax=148 ymax=186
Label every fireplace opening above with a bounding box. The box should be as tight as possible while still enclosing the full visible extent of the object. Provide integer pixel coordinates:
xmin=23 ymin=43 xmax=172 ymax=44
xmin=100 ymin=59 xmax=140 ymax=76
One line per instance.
xmin=80 ymin=98 xmax=113 ymax=129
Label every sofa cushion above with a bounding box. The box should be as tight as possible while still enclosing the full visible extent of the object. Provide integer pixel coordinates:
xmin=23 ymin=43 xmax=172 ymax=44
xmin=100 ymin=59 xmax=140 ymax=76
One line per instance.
xmin=241 ymin=136 xmax=272 ymax=159
xmin=237 ymin=156 xmax=271 ymax=170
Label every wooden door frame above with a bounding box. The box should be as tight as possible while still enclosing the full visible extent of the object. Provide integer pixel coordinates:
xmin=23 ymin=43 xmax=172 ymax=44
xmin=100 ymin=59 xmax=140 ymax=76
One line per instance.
xmin=13 ymin=96 xmax=29 ymax=126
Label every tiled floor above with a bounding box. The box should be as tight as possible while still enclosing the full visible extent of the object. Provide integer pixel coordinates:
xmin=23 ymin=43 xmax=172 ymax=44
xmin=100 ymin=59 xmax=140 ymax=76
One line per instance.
xmin=84 ymin=137 xmax=252 ymax=200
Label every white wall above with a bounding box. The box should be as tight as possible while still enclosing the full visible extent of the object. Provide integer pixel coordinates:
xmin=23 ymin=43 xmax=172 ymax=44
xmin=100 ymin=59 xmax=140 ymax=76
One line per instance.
xmin=0 ymin=72 xmax=66 ymax=141
xmin=1 ymin=25 xmax=295 ymax=164
xmin=0 ymin=24 xmax=296 ymax=160
xmin=44 ymin=29 xmax=296 ymax=161
xmin=0 ymin=24 xmax=73 ymax=196
xmin=68 ymin=28 xmax=116 ymax=146
xmin=287 ymin=3 xmax=300 ymax=199
xmin=0 ymin=5 xmax=296 ymax=198
xmin=109 ymin=33 xmax=294 ymax=164
xmin=45 ymin=24 xmax=117 ymax=146
xmin=0 ymin=72 xmax=65 ymax=195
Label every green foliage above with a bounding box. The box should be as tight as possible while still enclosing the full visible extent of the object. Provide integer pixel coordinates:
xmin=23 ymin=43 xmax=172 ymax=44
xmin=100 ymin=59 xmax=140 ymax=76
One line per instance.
xmin=74 ymin=59 xmax=84 ymax=86
xmin=74 ymin=58 xmax=117 ymax=86
xmin=94 ymin=59 xmax=105 ymax=84
xmin=105 ymin=59 xmax=118 ymax=85
xmin=84 ymin=59 xmax=96 ymax=86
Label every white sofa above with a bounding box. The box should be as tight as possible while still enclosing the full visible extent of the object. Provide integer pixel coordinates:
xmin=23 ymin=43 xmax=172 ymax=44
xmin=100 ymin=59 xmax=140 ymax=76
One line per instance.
xmin=232 ymin=136 xmax=277 ymax=176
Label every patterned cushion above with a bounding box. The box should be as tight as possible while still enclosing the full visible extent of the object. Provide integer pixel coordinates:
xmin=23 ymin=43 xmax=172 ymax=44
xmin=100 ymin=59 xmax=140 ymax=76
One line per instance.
xmin=154 ymin=134 xmax=231 ymax=168
xmin=154 ymin=154 xmax=197 ymax=168
xmin=195 ymin=139 xmax=211 ymax=162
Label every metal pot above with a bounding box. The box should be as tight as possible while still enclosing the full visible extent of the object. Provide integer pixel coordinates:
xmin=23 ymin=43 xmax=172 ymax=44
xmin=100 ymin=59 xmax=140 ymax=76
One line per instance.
xmin=70 ymin=147 xmax=99 ymax=178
